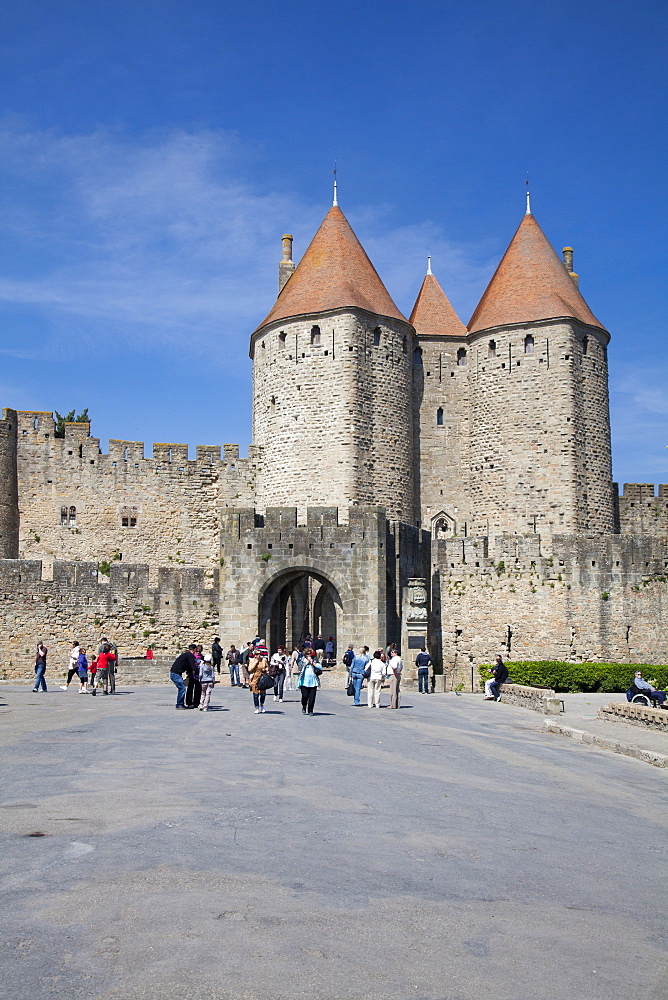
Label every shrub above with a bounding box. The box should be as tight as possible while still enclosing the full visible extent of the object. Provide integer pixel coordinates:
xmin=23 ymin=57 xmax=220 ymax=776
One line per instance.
xmin=478 ymin=660 xmax=668 ymax=693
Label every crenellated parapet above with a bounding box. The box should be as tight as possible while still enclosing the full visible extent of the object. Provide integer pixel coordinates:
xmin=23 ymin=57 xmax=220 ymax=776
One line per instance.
xmin=433 ymin=531 xmax=668 ymax=589
xmin=616 ymin=483 xmax=668 ymax=538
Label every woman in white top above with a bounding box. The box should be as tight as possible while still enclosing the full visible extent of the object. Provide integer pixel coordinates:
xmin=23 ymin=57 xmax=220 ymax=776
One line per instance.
xmin=367 ymin=650 xmax=386 ymax=708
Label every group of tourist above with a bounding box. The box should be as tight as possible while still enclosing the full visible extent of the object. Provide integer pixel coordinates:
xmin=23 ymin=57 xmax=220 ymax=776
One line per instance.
xmin=168 ymin=636 xmax=437 ymax=714
xmin=170 ymin=638 xmax=326 ymax=715
xmin=32 ymin=637 xmax=118 ymax=695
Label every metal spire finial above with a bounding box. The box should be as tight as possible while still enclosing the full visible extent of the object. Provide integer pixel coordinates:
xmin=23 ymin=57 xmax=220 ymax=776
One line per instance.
xmin=427 ymin=255 xmax=432 ymax=275
xmin=525 ymin=174 xmax=531 ymax=215
xmin=333 ymin=162 xmax=338 ymax=207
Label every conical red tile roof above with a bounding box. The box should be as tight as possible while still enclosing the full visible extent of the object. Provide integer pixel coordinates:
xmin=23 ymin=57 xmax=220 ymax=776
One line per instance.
xmin=410 ymin=272 xmax=466 ymax=337
xmin=254 ymin=206 xmax=407 ymax=333
xmin=468 ymin=213 xmax=606 ymax=333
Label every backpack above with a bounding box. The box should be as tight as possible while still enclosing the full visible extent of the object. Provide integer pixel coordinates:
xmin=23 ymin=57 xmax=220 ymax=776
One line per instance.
xmin=343 ymin=649 xmax=354 ymax=667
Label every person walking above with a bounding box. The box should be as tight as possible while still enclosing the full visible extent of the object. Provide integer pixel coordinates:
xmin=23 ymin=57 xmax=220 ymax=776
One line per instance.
xmin=324 ymin=635 xmax=335 ymax=665
xmin=211 ymin=637 xmax=223 ymax=676
xmin=350 ymin=646 xmax=370 ymax=706
xmin=60 ymin=641 xmax=81 ymax=691
xmin=387 ymin=648 xmax=404 ymax=709
xmin=225 ymin=644 xmax=241 ymax=687
xmin=77 ymin=647 xmax=89 ymax=693
xmin=367 ymin=650 xmax=385 ymax=708
xmin=170 ymin=645 xmax=197 ymax=710
xmin=33 ymin=642 xmax=48 ymax=692
xmin=415 ymin=647 xmax=433 ymax=694
xmin=199 ymin=653 xmax=216 ymax=711
xmin=270 ymin=645 xmax=289 ymax=702
xmin=297 ymin=649 xmax=321 ymax=715
xmin=484 ymin=656 xmax=508 ymax=701
xmin=313 ymin=635 xmax=325 ymax=663
xmin=249 ymin=644 xmax=270 ymax=714
xmin=342 ymin=644 xmax=355 ymax=683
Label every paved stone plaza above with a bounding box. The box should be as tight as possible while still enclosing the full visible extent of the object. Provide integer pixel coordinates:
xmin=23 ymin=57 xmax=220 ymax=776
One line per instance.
xmin=0 ymin=685 xmax=666 ymax=1000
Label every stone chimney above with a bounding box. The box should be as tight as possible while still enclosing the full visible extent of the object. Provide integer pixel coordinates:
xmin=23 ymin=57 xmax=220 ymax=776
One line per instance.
xmin=278 ymin=234 xmax=295 ymax=293
xmin=562 ymin=247 xmax=579 ymax=288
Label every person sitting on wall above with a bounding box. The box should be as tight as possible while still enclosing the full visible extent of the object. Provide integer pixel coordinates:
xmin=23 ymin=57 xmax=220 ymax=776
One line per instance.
xmin=627 ymin=671 xmax=667 ymax=707
xmin=484 ymin=656 xmax=508 ymax=701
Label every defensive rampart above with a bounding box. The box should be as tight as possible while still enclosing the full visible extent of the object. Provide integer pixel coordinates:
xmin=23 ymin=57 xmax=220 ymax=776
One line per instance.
xmin=15 ymin=411 xmax=259 ymax=570
xmin=431 ymin=532 xmax=668 ymax=683
xmin=0 ymin=557 xmax=219 ymax=682
xmin=616 ymin=483 xmax=668 ymax=538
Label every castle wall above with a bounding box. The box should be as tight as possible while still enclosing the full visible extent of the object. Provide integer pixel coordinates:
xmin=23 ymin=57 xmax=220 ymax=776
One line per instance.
xmin=0 ymin=558 xmax=220 ymax=682
xmin=251 ymin=309 xmax=415 ymax=522
xmin=466 ymin=320 xmax=615 ymax=539
xmin=617 ymin=483 xmax=668 ymax=537
xmin=414 ymin=335 xmax=471 ymax=532
xmin=16 ymin=411 xmax=258 ymax=571
xmin=431 ymin=532 xmax=668 ymax=683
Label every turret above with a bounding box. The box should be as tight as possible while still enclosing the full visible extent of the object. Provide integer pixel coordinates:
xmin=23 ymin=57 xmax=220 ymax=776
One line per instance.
xmin=0 ymin=408 xmax=19 ymax=557
xmin=251 ymin=203 xmax=416 ymax=522
xmin=466 ymin=209 xmax=614 ymax=536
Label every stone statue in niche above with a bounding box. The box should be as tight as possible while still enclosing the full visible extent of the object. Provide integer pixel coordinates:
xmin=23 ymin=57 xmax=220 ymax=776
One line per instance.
xmin=407 ymin=582 xmax=428 ymax=621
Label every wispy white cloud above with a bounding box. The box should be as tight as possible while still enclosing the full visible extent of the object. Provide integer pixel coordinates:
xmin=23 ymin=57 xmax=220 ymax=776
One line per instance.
xmin=0 ymin=122 xmax=493 ymax=367
xmin=610 ymin=365 xmax=668 ymax=483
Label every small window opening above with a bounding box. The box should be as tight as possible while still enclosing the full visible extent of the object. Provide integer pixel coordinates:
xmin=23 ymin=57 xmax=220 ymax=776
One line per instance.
xmin=69 ymin=506 xmax=76 ymax=524
xmin=270 ymin=396 xmax=276 ymax=415
xmin=373 ymin=327 xmax=381 ymax=347
xmin=123 ymin=447 xmax=128 ymax=461
xmin=310 ymin=325 xmax=321 ymax=346
xmin=488 ymin=340 xmax=496 ymax=358
xmin=436 ymin=407 xmax=444 ymax=426
xmin=524 ymin=335 xmax=534 ymax=354
xmin=457 ymin=348 xmax=467 ymax=367
xmin=33 ymin=417 xmax=39 ymax=430
xmin=402 ymin=336 xmax=407 ymax=354
xmin=278 ymin=331 xmax=286 ymax=349
xmin=60 ymin=506 xmax=68 ymax=525
xmin=583 ymin=336 xmax=588 ymax=355
xmin=78 ymin=444 xmax=83 ymax=458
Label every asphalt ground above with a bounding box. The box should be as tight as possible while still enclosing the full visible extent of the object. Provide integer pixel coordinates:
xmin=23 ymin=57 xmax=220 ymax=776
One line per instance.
xmin=0 ymin=683 xmax=666 ymax=1000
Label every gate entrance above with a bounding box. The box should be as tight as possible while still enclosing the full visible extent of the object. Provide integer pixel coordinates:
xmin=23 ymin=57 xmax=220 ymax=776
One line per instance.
xmin=258 ymin=569 xmax=342 ymax=653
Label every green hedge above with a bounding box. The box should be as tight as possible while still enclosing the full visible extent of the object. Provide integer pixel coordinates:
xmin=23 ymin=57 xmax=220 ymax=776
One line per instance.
xmin=478 ymin=661 xmax=668 ymax=694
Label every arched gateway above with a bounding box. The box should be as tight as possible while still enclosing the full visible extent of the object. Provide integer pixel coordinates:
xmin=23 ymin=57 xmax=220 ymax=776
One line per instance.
xmin=259 ymin=568 xmax=342 ymax=651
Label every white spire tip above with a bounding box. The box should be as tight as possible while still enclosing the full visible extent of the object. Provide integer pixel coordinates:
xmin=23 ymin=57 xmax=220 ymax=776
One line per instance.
xmin=426 ymin=255 xmax=432 ymax=275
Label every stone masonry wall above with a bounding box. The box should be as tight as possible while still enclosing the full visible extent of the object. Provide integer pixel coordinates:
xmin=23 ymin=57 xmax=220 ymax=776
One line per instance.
xmin=617 ymin=483 xmax=668 ymax=537
xmin=414 ymin=335 xmax=471 ymax=533
xmin=251 ymin=309 xmax=416 ymax=523
xmin=430 ymin=532 xmax=668 ymax=686
xmin=219 ymin=505 xmax=389 ymax=653
xmin=466 ymin=320 xmax=615 ymax=539
xmin=16 ymin=411 xmax=258 ymax=572
xmin=0 ymin=558 xmax=220 ymax=682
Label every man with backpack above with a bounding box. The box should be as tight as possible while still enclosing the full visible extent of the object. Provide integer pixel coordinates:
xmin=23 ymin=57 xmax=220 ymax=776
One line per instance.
xmin=342 ymin=644 xmax=355 ymax=682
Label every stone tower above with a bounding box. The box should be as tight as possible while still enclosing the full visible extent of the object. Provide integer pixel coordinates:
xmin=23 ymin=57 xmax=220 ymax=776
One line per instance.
xmin=250 ymin=204 xmax=417 ymax=522
xmin=465 ymin=208 xmax=615 ymax=536
xmin=410 ymin=263 xmax=470 ymax=534
xmin=0 ymin=408 xmax=19 ymax=558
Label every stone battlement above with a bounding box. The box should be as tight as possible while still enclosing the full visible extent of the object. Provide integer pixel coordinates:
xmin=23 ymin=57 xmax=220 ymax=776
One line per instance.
xmin=616 ymin=483 xmax=668 ymax=538
xmin=16 ymin=410 xmax=254 ymax=468
xmin=435 ymin=532 xmax=668 ymax=587
xmin=0 ymin=557 xmax=218 ymax=595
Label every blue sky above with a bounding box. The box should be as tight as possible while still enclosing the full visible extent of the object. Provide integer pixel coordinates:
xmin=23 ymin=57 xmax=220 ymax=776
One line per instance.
xmin=0 ymin=0 xmax=666 ymax=487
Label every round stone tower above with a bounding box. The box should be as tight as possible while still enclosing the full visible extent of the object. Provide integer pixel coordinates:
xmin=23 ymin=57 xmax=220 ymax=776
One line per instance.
xmin=251 ymin=205 xmax=416 ymax=523
xmin=466 ymin=210 xmax=615 ymax=536
xmin=0 ymin=408 xmax=20 ymax=558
